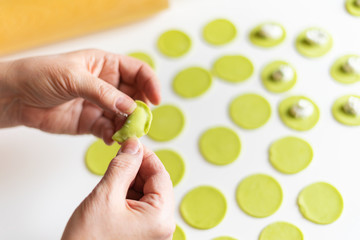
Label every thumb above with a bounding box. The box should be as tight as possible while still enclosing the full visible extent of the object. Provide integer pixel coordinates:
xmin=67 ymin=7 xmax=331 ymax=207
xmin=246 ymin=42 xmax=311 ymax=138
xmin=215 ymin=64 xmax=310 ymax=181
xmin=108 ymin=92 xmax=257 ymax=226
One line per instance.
xmin=100 ymin=137 xmax=143 ymax=198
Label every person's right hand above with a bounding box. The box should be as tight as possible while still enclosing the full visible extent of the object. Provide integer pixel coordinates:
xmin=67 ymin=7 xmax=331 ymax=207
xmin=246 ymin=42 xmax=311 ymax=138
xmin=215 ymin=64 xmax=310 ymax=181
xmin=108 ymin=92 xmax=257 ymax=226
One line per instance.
xmin=62 ymin=137 xmax=175 ymax=240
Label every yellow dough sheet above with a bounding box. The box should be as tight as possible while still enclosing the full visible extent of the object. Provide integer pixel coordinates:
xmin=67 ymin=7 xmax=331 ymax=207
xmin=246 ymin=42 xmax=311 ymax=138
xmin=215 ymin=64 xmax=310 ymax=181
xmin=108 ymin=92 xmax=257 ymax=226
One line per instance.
xmin=0 ymin=0 xmax=168 ymax=55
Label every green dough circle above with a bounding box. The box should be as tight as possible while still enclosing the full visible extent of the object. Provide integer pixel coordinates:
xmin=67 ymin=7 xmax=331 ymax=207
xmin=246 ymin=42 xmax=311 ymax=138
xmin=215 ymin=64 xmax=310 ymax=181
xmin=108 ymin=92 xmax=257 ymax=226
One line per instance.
xmin=236 ymin=174 xmax=283 ymax=218
xmin=279 ymin=96 xmax=320 ymax=131
xmin=295 ymin=28 xmax=333 ymax=58
xmin=259 ymin=222 xmax=303 ymax=240
xmin=213 ymin=237 xmax=237 ymax=240
xmin=261 ymin=60 xmax=297 ymax=93
xmin=269 ymin=136 xmax=313 ymax=174
xmin=229 ymin=93 xmax=271 ymax=129
xmin=332 ymin=95 xmax=360 ymax=126
xmin=85 ymin=139 xmax=120 ymax=176
xmin=203 ymin=19 xmax=237 ymax=45
xmin=128 ymin=52 xmax=155 ymax=69
xmin=298 ymin=182 xmax=343 ymax=224
xmin=157 ymin=30 xmax=191 ymax=58
xmin=180 ymin=186 xmax=227 ymax=229
xmin=173 ymin=67 xmax=213 ymax=98
xmin=330 ymin=55 xmax=360 ymax=84
xmin=148 ymin=105 xmax=185 ymax=142
xmin=213 ymin=55 xmax=254 ymax=83
xmin=346 ymin=0 xmax=360 ymax=16
xmin=199 ymin=126 xmax=241 ymax=165
xmin=249 ymin=22 xmax=286 ymax=48
xmin=173 ymin=225 xmax=186 ymax=240
xmin=155 ymin=149 xmax=185 ymax=187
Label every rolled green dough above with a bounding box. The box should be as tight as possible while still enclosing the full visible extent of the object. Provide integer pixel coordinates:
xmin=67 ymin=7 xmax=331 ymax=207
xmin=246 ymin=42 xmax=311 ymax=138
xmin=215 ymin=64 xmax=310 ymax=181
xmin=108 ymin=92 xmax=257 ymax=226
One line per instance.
xmin=330 ymin=55 xmax=360 ymax=84
xmin=212 ymin=55 xmax=254 ymax=83
xmin=261 ymin=60 xmax=297 ymax=93
xmin=236 ymin=174 xmax=282 ymax=218
xmin=199 ymin=126 xmax=241 ymax=165
xmin=298 ymin=182 xmax=343 ymax=224
xmin=155 ymin=149 xmax=185 ymax=187
xmin=157 ymin=30 xmax=191 ymax=58
xmin=295 ymin=28 xmax=333 ymax=58
xmin=249 ymin=22 xmax=286 ymax=48
xmin=270 ymin=136 xmax=313 ymax=174
xmin=173 ymin=225 xmax=186 ymax=240
xmin=180 ymin=186 xmax=227 ymax=229
xmin=203 ymin=19 xmax=237 ymax=45
xmin=259 ymin=222 xmax=303 ymax=240
xmin=229 ymin=93 xmax=271 ymax=129
xmin=128 ymin=52 xmax=155 ymax=69
xmin=332 ymin=95 xmax=360 ymax=126
xmin=173 ymin=67 xmax=213 ymax=98
xmin=346 ymin=0 xmax=360 ymax=16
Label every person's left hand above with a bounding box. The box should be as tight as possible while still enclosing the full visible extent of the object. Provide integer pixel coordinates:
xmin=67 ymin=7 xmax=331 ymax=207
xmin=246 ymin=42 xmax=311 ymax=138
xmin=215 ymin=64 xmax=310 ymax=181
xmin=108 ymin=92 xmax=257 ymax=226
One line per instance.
xmin=0 ymin=49 xmax=160 ymax=144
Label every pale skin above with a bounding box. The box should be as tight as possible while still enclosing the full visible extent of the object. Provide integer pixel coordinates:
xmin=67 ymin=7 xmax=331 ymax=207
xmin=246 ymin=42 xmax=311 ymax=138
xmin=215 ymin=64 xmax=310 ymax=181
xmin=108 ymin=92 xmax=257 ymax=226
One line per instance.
xmin=0 ymin=49 xmax=175 ymax=239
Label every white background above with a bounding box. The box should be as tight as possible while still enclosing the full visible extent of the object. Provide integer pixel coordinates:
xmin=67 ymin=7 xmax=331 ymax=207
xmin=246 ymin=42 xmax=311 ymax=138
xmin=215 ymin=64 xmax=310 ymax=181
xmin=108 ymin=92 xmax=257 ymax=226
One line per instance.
xmin=1 ymin=0 xmax=360 ymax=239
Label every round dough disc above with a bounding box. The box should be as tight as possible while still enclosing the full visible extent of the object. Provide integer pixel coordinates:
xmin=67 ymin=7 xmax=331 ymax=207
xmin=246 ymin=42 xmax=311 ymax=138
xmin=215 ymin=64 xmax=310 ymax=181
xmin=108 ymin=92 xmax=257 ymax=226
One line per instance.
xmin=330 ymin=55 xmax=360 ymax=84
xmin=249 ymin=22 xmax=286 ymax=48
xmin=346 ymin=0 xmax=360 ymax=16
xmin=155 ymin=149 xmax=185 ymax=186
xmin=213 ymin=237 xmax=237 ymax=240
xmin=261 ymin=60 xmax=297 ymax=93
xmin=270 ymin=136 xmax=313 ymax=174
xmin=278 ymin=96 xmax=320 ymax=131
xmin=199 ymin=126 xmax=241 ymax=165
xmin=212 ymin=55 xmax=254 ymax=83
xmin=229 ymin=93 xmax=271 ymax=129
xmin=148 ymin=105 xmax=185 ymax=142
xmin=128 ymin=52 xmax=155 ymax=69
xmin=203 ymin=18 xmax=237 ymax=45
xmin=85 ymin=139 xmax=120 ymax=176
xmin=180 ymin=186 xmax=227 ymax=229
xmin=298 ymin=182 xmax=343 ymax=224
xmin=236 ymin=174 xmax=283 ymax=218
xmin=295 ymin=28 xmax=333 ymax=58
xmin=157 ymin=30 xmax=191 ymax=58
xmin=173 ymin=67 xmax=213 ymax=98
xmin=173 ymin=225 xmax=186 ymax=240
xmin=332 ymin=95 xmax=360 ymax=126
xmin=259 ymin=222 xmax=303 ymax=240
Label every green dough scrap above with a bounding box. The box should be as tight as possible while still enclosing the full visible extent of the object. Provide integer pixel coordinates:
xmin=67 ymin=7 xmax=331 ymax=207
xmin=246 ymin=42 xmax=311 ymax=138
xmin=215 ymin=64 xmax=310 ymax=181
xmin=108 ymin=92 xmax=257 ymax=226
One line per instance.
xmin=236 ymin=174 xmax=283 ymax=218
xmin=173 ymin=66 xmax=213 ymax=98
xmin=213 ymin=237 xmax=237 ymax=240
xmin=279 ymin=96 xmax=320 ymax=131
xmin=298 ymin=182 xmax=343 ymax=224
xmin=295 ymin=27 xmax=333 ymax=58
xmin=346 ymin=0 xmax=360 ymax=16
xmin=155 ymin=149 xmax=185 ymax=187
xmin=259 ymin=222 xmax=303 ymax=240
xmin=332 ymin=95 xmax=360 ymax=126
xmin=261 ymin=60 xmax=297 ymax=93
xmin=199 ymin=126 xmax=241 ymax=165
xmin=229 ymin=93 xmax=271 ymax=129
xmin=173 ymin=225 xmax=186 ymax=240
xmin=180 ymin=186 xmax=227 ymax=229
xmin=270 ymin=136 xmax=313 ymax=174
xmin=85 ymin=139 xmax=121 ymax=176
xmin=148 ymin=104 xmax=185 ymax=142
xmin=157 ymin=30 xmax=191 ymax=58
xmin=128 ymin=52 xmax=155 ymax=69
xmin=330 ymin=55 xmax=360 ymax=84
xmin=249 ymin=22 xmax=286 ymax=48
xmin=203 ymin=18 xmax=237 ymax=45
xmin=112 ymin=100 xmax=152 ymax=142
xmin=213 ymin=55 xmax=254 ymax=83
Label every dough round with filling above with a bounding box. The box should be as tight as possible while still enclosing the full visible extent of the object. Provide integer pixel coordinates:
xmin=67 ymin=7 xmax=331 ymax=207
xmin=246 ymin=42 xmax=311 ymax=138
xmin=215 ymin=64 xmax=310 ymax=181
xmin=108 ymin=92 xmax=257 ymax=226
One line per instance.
xmin=332 ymin=95 xmax=360 ymax=126
xmin=203 ymin=19 xmax=237 ymax=45
xmin=230 ymin=93 xmax=271 ymax=129
xmin=173 ymin=225 xmax=186 ymax=240
xmin=212 ymin=55 xmax=254 ymax=83
xmin=346 ymin=0 xmax=360 ymax=16
xmin=259 ymin=222 xmax=303 ymax=240
xmin=261 ymin=60 xmax=297 ymax=93
xmin=128 ymin=52 xmax=155 ymax=69
xmin=249 ymin=22 xmax=286 ymax=48
xmin=236 ymin=174 xmax=283 ymax=218
xmin=155 ymin=149 xmax=185 ymax=186
xmin=199 ymin=126 xmax=241 ymax=165
xmin=180 ymin=186 xmax=227 ymax=229
xmin=157 ymin=30 xmax=191 ymax=58
xmin=295 ymin=27 xmax=333 ymax=58
xmin=298 ymin=182 xmax=343 ymax=224
xmin=173 ymin=67 xmax=212 ymax=98
xmin=330 ymin=55 xmax=360 ymax=84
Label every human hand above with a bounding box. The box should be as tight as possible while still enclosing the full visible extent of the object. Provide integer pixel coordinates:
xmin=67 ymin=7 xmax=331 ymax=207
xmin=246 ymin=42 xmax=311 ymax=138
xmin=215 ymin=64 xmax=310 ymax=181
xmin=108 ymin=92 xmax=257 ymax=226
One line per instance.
xmin=0 ymin=49 xmax=160 ymax=144
xmin=62 ymin=137 xmax=175 ymax=240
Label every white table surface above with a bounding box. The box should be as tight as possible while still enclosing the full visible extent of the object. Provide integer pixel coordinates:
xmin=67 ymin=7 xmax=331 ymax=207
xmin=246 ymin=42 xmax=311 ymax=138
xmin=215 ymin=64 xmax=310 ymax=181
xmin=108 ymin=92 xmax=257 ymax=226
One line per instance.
xmin=1 ymin=0 xmax=360 ymax=239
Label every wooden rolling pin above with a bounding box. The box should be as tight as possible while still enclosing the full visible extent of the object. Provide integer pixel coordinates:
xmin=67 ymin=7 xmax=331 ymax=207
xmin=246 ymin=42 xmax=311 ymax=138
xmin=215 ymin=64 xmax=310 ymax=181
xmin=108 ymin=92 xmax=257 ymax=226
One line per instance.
xmin=0 ymin=0 xmax=168 ymax=55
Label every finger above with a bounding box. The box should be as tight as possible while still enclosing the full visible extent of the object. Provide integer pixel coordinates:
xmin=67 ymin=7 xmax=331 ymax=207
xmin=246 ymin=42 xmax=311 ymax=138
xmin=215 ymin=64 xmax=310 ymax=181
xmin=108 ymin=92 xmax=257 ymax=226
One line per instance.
xmin=90 ymin=116 xmax=114 ymax=145
xmin=77 ymin=100 xmax=103 ymax=134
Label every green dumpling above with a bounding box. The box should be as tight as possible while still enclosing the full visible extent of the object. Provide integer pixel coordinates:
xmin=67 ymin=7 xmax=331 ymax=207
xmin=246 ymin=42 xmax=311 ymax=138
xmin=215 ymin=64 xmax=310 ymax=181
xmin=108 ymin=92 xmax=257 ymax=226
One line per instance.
xmin=112 ymin=100 xmax=152 ymax=142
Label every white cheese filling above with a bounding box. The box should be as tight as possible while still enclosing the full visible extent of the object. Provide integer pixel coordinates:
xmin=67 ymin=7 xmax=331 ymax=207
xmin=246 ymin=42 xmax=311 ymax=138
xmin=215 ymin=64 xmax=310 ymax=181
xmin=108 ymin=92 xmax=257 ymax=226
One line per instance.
xmin=342 ymin=56 xmax=360 ymax=74
xmin=304 ymin=29 xmax=329 ymax=46
xmin=258 ymin=23 xmax=283 ymax=39
xmin=271 ymin=65 xmax=294 ymax=82
xmin=343 ymin=96 xmax=360 ymax=116
xmin=289 ymin=99 xmax=314 ymax=118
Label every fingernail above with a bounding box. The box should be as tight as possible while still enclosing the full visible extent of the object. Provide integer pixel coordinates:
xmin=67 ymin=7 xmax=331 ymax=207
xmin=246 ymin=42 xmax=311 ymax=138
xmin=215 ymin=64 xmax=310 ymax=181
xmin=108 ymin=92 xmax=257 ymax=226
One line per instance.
xmin=120 ymin=137 xmax=140 ymax=155
xmin=116 ymin=98 xmax=137 ymax=114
